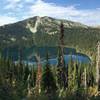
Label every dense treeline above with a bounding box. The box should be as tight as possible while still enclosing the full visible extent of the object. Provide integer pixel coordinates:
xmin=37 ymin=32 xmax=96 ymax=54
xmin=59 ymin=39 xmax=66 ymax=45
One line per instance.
xmin=35 ymin=27 xmax=100 ymax=56
xmin=0 ymin=51 xmax=99 ymax=100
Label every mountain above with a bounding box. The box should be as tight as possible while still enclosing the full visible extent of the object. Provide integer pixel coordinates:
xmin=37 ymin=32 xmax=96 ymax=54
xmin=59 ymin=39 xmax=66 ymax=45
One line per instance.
xmin=0 ymin=16 xmax=100 ymax=57
xmin=0 ymin=16 xmax=88 ymax=46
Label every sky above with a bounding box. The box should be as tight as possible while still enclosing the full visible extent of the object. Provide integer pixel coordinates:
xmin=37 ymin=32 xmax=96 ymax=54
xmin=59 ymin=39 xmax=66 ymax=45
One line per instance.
xmin=0 ymin=0 xmax=100 ymax=26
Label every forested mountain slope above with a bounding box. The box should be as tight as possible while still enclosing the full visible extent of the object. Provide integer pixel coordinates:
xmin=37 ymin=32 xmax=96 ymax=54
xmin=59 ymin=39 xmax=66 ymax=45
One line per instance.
xmin=0 ymin=16 xmax=100 ymax=57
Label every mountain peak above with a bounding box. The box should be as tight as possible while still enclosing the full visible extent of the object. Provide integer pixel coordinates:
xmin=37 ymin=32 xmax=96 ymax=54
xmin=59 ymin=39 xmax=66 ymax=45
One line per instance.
xmin=0 ymin=16 xmax=99 ymax=49
xmin=26 ymin=16 xmax=41 ymax=33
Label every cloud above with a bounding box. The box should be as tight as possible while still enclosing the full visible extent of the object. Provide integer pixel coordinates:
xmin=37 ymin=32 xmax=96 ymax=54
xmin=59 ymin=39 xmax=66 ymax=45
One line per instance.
xmin=0 ymin=16 xmax=18 ymax=26
xmin=2 ymin=0 xmax=100 ymax=26
xmin=25 ymin=0 xmax=35 ymax=3
xmin=4 ymin=0 xmax=21 ymax=9
xmin=4 ymin=0 xmax=35 ymax=9
xmin=29 ymin=0 xmax=78 ymax=17
xmin=26 ymin=0 xmax=100 ymax=26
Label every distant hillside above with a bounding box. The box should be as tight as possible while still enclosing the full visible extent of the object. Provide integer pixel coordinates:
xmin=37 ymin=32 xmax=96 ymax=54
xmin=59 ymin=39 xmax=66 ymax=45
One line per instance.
xmin=0 ymin=16 xmax=100 ymax=57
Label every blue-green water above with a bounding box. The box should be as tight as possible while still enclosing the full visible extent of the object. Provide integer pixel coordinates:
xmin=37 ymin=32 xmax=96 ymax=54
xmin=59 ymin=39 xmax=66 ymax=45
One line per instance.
xmin=23 ymin=54 xmax=90 ymax=66
xmin=3 ymin=46 xmax=90 ymax=65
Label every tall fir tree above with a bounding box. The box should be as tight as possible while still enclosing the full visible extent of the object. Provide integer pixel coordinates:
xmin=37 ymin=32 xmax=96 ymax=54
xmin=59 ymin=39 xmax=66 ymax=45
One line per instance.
xmin=30 ymin=65 xmax=36 ymax=87
xmin=57 ymin=22 xmax=68 ymax=89
xmin=41 ymin=52 xmax=57 ymax=94
xmin=18 ymin=48 xmax=24 ymax=80
xmin=24 ymin=63 xmax=30 ymax=83
xmin=57 ymin=47 xmax=68 ymax=89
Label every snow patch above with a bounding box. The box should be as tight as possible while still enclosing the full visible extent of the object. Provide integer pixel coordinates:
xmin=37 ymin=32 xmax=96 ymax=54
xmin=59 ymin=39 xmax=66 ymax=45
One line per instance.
xmin=48 ymin=31 xmax=57 ymax=35
xmin=22 ymin=36 xmax=27 ymax=40
xmin=26 ymin=17 xmax=41 ymax=33
xmin=10 ymin=37 xmax=16 ymax=42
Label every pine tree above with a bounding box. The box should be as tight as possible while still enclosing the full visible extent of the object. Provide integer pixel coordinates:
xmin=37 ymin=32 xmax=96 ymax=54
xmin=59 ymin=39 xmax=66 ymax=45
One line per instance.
xmin=30 ymin=65 xmax=36 ymax=87
xmin=41 ymin=53 xmax=57 ymax=94
xmin=17 ymin=47 xmax=24 ymax=80
xmin=77 ymin=63 xmax=82 ymax=88
xmin=73 ymin=63 xmax=78 ymax=90
xmin=57 ymin=47 xmax=68 ymax=89
xmin=24 ymin=63 xmax=30 ymax=83
xmin=68 ymin=55 xmax=76 ymax=90
xmin=56 ymin=22 xmax=68 ymax=90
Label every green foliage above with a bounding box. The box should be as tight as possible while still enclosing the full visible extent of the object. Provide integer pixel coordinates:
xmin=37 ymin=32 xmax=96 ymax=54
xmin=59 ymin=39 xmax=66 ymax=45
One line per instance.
xmin=57 ymin=47 xmax=68 ymax=89
xmin=30 ymin=65 xmax=37 ymax=87
xmin=23 ymin=63 xmax=30 ymax=82
xmin=0 ymin=51 xmax=100 ymax=99
xmin=41 ymin=53 xmax=57 ymax=93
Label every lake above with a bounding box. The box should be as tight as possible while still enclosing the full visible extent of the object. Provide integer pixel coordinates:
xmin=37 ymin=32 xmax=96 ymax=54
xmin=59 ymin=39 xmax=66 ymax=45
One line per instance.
xmin=22 ymin=54 xmax=91 ymax=66
xmin=3 ymin=46 xmax=91 ymax=65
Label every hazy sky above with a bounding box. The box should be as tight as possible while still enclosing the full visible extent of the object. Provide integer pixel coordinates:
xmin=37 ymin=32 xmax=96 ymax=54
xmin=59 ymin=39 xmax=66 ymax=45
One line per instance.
xmin=0 ymin=0 xmax=100 ymax=26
